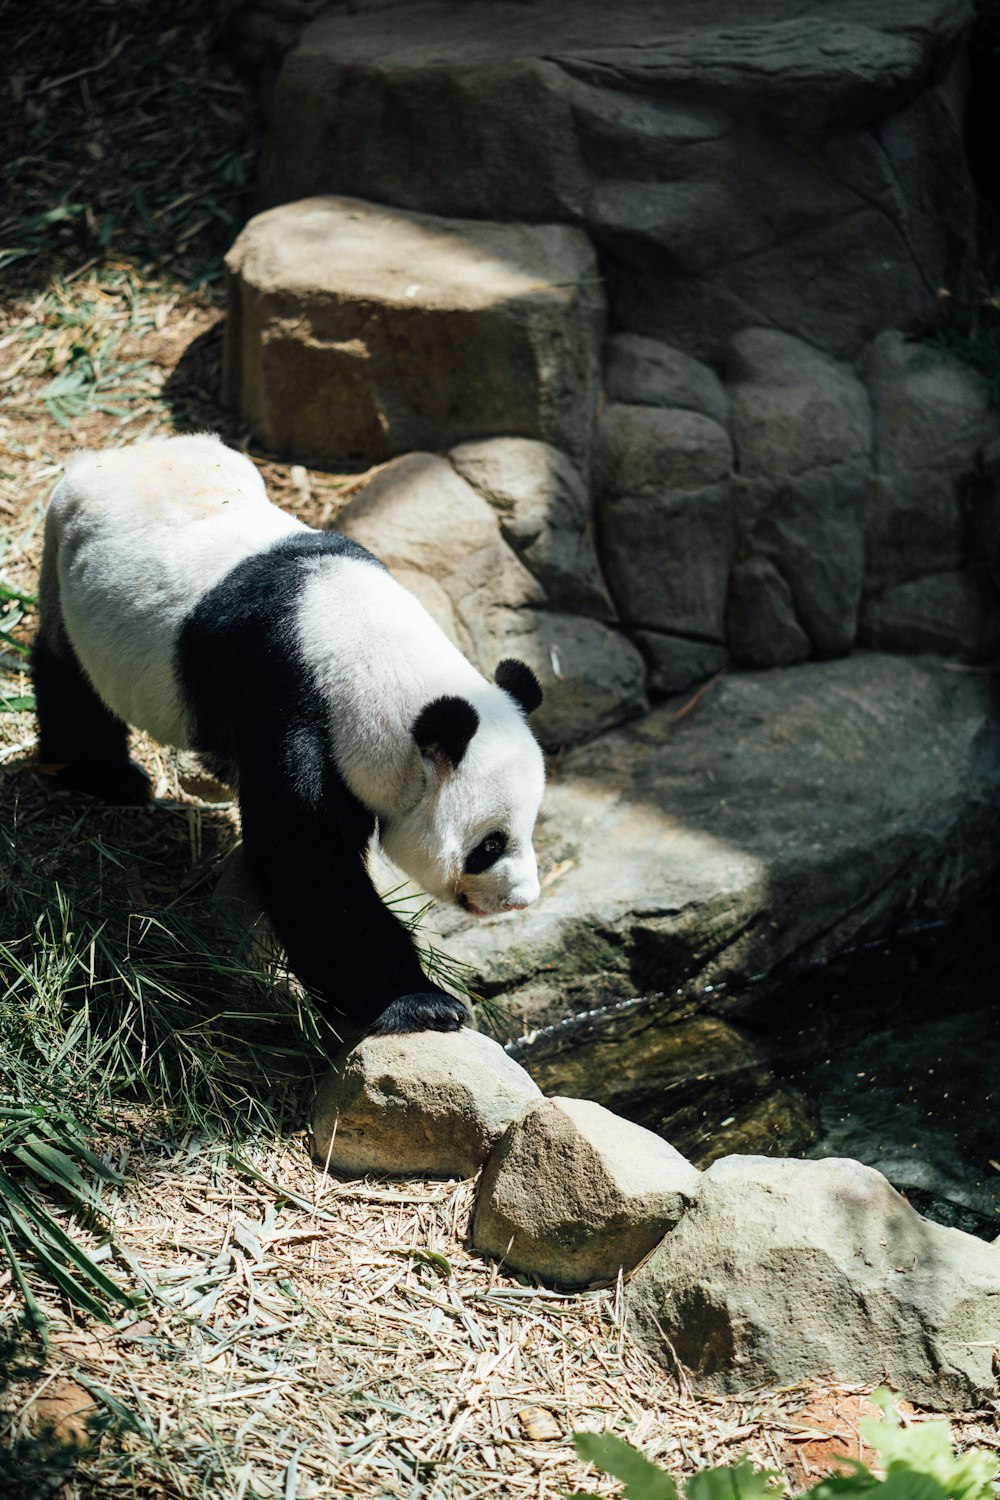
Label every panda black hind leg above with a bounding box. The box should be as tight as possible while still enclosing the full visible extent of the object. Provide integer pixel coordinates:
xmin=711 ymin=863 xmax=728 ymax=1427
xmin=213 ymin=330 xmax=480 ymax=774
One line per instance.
xmin=32 ymin=550 xmax=151 ymax=805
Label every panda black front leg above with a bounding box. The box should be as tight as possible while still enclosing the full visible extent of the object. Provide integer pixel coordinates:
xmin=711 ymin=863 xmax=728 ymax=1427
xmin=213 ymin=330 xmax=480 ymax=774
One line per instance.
xmin=235 ymin=757 xmax=469 ymax=1042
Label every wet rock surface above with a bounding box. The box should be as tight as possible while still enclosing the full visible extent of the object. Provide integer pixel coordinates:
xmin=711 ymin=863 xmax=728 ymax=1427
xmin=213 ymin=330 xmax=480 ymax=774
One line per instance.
xmin=505 ymin=881 xmax=1000 ymax=1236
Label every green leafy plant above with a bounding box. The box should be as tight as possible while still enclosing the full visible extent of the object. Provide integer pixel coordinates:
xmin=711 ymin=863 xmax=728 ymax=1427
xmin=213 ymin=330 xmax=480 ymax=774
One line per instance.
xmin=918 ymin=287 xmax=1000 ymax=407
xmin=569 ymin=1391 xmax=999 ymax=1499
xmin=0 ymin=579 xmax=35 ymax=667
xmin=0 ymin=1107 xmax=137 ymax=1336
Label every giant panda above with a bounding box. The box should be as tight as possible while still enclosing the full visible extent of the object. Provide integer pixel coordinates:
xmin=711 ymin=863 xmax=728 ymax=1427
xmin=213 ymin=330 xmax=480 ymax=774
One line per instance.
xmin=33 ymin=433 xmax=545 ymax=1040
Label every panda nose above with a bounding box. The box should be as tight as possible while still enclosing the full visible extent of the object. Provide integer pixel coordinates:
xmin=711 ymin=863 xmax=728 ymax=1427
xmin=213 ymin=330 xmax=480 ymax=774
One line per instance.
xmin=502 ymin=900 xmax=528 ymax=911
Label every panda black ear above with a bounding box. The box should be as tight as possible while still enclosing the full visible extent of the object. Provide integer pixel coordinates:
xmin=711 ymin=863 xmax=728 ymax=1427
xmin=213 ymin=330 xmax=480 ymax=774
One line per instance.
xmin=495 ymin=658 xmax=543 ymax=715
xmin=412 ymin=696 xmax=480 ymax=769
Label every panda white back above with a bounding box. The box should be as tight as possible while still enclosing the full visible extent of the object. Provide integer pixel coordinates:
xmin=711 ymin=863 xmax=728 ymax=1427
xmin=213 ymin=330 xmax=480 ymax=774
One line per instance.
xmin=46 ymin=434 xmax=306 ymax=746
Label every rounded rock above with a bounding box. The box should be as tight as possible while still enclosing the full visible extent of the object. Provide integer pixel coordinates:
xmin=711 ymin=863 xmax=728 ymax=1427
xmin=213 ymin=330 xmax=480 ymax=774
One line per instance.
xmin=311 ymin=1028 xmax=543 ymax=1178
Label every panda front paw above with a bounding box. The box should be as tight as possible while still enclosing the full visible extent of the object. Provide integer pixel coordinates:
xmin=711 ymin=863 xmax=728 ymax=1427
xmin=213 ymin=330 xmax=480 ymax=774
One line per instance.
xmin=367 ymin=992 xmax=470 ymax=1037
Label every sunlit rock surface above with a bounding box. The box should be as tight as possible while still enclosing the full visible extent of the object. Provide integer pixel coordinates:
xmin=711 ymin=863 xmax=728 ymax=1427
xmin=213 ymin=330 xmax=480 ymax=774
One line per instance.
xmin=311 ymin=1029 xmax=541 ymax=1177
xmin=429 ymin=653 xmax=1000 ymax=1030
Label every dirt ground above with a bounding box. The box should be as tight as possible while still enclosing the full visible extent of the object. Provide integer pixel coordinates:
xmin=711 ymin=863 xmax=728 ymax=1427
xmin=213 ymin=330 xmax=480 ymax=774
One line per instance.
xmin=1 ymin=4 xmax=998 ymax=1497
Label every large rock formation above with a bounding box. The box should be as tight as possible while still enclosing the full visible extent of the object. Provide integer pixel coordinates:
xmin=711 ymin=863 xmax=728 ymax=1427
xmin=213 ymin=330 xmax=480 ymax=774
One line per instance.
xmin=223 ymin=0 xmax=998 ymax=718
xmin=257 ymin=0 xmax=974 ymax=359
xmin=220 ymin=1 xmax=1000 ymax=1001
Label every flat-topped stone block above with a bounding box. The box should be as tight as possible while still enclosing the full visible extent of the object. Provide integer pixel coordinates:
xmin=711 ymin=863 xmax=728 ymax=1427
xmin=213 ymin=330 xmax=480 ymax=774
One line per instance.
xmin=223 ymin=195 xmax=604 ymax=467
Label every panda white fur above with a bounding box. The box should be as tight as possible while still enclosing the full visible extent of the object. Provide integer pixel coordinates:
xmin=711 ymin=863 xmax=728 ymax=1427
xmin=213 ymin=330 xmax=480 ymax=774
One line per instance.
xmin=34 ymin=433 xmax=546 ymax=1039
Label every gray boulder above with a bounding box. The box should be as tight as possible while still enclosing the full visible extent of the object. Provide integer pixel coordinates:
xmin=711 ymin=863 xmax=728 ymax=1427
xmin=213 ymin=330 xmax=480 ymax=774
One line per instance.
xmin=862 ymin=332 xmax=1000 ymax=597
xmin=597 ymin=405 xmax=732 ymax=497
xmin=864 ymin=471 xmax=965 ymax=589
xmin=594 ymin=403 xmax=734 ymax=646
xmin=449 ymin=437 xmax=615 ymax=619
xmin=860 ymin=570 xmax=1000 ymax=660
xmin=223 ymin=195 xmax=604 ymax=467
xmin=865 ymin=330 xmax=999 ymax=479
xmin=472 ymin=1096 xmax=700 ymax=1286
xmin=311 ymin=1029 xmax=542 ymax=1178
xmin=337 ymin=451 xmax=544 ymax=641
xmin=729 ymin=465 xmax=867 ymax=662
xmin=604 ymin=335 xmax=729 ymax=425
xmin=725 ymin=555 xmax=811 ymax=668
xmin=600 ymin=485 xmax=734 ymax=644
xmin=628 ymin=1155 xmax=1000 ymax=1409
xmin=483 ymin=608 xmax=648 ymax=748
xmin=726 ymin=329 xmax=871 ymax=479
xmin=719 ymin=330 xmax=870 ymax=663
xmin=632 ymin=632 xmax=730 ymax=698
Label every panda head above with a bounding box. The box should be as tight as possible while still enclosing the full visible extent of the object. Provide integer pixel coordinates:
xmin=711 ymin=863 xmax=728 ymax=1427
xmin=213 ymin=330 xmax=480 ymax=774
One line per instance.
xmin=378 ymin=659 xmax=545 ymax=916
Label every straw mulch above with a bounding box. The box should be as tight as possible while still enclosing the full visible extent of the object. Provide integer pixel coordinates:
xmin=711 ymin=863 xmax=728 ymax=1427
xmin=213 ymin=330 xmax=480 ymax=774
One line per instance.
xmin=3 ymin=1138 xmax=840 ymax=1499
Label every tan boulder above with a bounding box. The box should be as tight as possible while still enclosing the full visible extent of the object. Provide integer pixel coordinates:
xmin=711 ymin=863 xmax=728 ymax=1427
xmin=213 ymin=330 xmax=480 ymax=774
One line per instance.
xmin=472 ymin=1096 xmax=700 ymax=1286
xmin=224 ymin=195 xmax=604 ymax=467
xmin=337 ymin=453 xmax=647 ymax=746
xmin=629 ymin=1155 xmax=1000 ymax=1409
xmin=311 ymin=1029 xmax=542 ymax=1178
xmin=449 ymin=437 xmax=615 ymax=620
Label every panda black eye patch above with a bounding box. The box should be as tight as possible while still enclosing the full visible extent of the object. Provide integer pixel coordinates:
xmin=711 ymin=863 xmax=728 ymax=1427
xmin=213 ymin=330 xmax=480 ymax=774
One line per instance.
xmin=464 ymin=831 xmax=507 ymax=874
